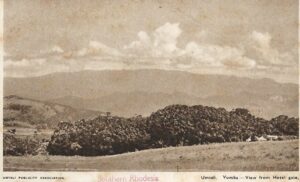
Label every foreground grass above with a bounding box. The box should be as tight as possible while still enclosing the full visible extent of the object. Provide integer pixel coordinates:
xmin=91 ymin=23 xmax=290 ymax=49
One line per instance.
xmin=4 ymin=140 xmax=299 ymax=171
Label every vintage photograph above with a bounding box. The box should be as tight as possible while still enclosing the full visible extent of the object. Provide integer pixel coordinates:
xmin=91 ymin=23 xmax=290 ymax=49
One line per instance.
xmin=3 ymin=0 xmax=299 ymax=171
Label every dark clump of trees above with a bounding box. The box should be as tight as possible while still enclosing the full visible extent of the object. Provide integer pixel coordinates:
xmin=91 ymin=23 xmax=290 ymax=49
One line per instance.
xmin=47 ymin=116 xmax=150 ymax=156
xmin=4 ymin=134 xmax=42 ymax=156
xmin=45 ymin=104 xmax=298 ymax=156
xmin=148 ymin=105 xmax=298 ymax=147
xmin=270 ymin=115 xmax=299 ymax=136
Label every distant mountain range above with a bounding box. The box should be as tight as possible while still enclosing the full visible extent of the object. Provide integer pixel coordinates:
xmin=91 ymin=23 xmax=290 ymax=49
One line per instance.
xmin=4 ymin=95 xmax=103 ymax=128
xmin=4 ymin=69 xmax=298 ymax=119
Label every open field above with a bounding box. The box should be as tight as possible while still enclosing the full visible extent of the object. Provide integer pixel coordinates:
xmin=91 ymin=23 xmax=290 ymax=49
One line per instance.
xmin=4 ymin=140 xmax=298 ymax=171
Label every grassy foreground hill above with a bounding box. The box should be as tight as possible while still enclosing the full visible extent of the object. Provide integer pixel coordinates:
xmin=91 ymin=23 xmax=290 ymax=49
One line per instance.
xmin=4 ymin=140 xmax=298 ymax=171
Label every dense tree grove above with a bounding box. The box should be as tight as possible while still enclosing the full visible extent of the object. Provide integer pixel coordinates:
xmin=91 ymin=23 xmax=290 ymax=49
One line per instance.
xmin=148 ymin=105 xmax=298 ymax=147
xmin=47 ymin=116 xmax=150 ymax=156
xmin=4 ymin=134 xmax=42 ymax=156
xmin=270 ymin=115 xmax=299 ymax=136
xmin=46 ymin=104 xmax=299 ymax=156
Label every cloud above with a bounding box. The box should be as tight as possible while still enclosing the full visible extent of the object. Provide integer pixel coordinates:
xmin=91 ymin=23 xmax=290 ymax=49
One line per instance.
xmin=5 ymin=58 xmax=46 ymax=67
xmin=124 ymin=23 xmax=257 ymax=69
xmin=123 ymin=31 xmax=152 ymax=57
xmin=51 ymin=45 xmax=64 ymax=53
xmin=251 ymin=31 xmax=271 ymax=49
xmin=247 ymin=31 xmax=295 ymax=66
xmin=181 ymin=41 xmax=256 ymax=69
xmin=4 ymin=57 xmax=85 ymax=77
xmin=77 ymin=41 xmax=123 ymax=57
xmin=4 ymin=25 xmax=297 ymax=83
xmin=124 ymin=22 xmax=182 ymax=57
xmin=153 ymin=22 xmax=182 ymax=56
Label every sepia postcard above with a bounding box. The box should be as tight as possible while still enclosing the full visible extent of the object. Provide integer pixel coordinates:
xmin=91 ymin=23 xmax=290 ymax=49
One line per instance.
xmin=1 ymin=0 xmax=299 ymax=181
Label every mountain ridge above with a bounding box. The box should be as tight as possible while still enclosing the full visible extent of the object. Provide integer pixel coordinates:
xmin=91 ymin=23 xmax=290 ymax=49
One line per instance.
xmin=4 ymin=69 xmax=298 ymax=86
xmin=4 ymin=69 xmax=298 ymax=119
xmin=48 ymin=90 xmax=298 ymax=119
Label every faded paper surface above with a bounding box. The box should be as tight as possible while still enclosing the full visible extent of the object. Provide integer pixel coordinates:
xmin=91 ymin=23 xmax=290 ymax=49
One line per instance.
xmin=1 ymin=0 xmax=299 ymax=181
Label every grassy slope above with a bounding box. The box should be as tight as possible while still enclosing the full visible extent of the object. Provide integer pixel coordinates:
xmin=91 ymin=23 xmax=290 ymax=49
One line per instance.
xmin=4 ymin=95 xmax=103 ymax=128
xmin=4 ymin=140 xmax=298 ymax=171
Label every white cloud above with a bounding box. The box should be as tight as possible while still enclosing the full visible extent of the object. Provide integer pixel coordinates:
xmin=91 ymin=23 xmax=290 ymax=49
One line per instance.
xmin=182 ymin=41 xmax=256 ymax=69
xmin=89 ymin=41 xmax=122 ymax=56
xmin=5 ymin=58 xmax=46 ymax=67
xmin=51 ymin=45 xmax=64 ymax=53
xmin=153 ymin=22 xmax=182 ymax=56
xmin=251 ymin=31 xmax=271 ymax=49
xmin=124 ymin=31 xmax=151 ymax=50
xmin=138 ymin=31 xmax=151 ymax=43
xmin=248 ymin=31 xmax=295 ymax=66
xmin=77 ymin=48 xmax=88 ymax=56
xmin=77 ymin=41 xmax=123 ymax=57
xmin=124 ymin=23 xmax=257 ymax=69
xmin=4 ymin=57 xmax=85 ymax=77
xmin=124 ymin=22 xmax=183 ymax=57
xmin=4 ymin=25 xmax=297 ymax=83
xmin=123 ymin=31 xmax=152 ymax=57
xmin=34 ymin=45 xmax=64 ymax=57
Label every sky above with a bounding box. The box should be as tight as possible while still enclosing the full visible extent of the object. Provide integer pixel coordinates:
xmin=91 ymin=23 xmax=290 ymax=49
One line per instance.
xmin=3 ymin=0 xmax=299 ymax=83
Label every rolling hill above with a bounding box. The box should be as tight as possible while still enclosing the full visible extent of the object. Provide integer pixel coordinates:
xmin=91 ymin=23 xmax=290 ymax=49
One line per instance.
xmin=48 ymin=91 xmax=199 ymax=117
xmin=3 ymin=95 xmax=104 ymax=128
xmin=4 ymin=69 xmax=298 ymax=118
xmin=49 ymin=91 xmax=297 ymax=119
